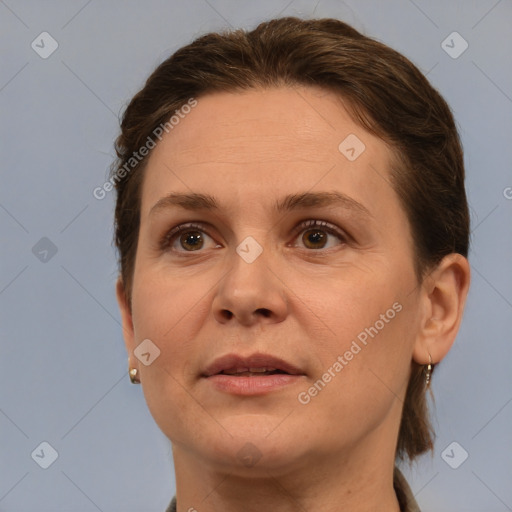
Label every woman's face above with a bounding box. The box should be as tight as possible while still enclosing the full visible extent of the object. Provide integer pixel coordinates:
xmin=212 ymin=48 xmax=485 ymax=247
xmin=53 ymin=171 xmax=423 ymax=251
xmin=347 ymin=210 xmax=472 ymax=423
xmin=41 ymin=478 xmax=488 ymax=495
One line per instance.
xmin=120 ymin=86 xmax=425 ymax=474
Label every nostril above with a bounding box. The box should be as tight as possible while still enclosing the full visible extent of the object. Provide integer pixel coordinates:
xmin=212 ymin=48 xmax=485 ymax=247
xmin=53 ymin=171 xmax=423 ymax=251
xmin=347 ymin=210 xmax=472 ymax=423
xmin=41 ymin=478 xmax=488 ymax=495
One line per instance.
xmin=219 ymin=308 xmax=271 ymax=322
xmin=222 ymin=310 xmax=234 ymax=320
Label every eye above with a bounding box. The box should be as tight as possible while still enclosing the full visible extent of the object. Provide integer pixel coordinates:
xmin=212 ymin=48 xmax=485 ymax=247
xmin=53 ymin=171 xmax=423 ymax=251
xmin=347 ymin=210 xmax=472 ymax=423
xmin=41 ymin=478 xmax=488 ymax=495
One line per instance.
xmin=292 ymin=220 xmax=347 ymax=250
xmin=160 ymin=223 xmax=220 ymax=253
xmin=160 ymin=219 xmax=348 ymax=254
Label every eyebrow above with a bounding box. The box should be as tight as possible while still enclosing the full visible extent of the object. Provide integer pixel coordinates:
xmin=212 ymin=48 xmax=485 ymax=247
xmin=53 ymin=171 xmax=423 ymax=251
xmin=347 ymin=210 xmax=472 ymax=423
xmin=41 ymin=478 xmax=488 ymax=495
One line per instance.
xmin=149 ymin=191 xmax=372 ymax=219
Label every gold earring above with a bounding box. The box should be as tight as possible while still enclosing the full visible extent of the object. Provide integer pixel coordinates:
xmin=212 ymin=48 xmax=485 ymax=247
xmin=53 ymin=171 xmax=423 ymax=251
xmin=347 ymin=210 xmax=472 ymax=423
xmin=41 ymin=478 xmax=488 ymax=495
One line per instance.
xmin=129 ymin=367 xmax=140 ymax=384
xmin=424 ymin=354 xmax=433 ymax=388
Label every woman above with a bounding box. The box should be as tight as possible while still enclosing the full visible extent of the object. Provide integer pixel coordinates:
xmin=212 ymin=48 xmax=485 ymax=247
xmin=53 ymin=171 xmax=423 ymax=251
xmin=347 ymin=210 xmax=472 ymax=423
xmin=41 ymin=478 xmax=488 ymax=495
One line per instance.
xmin=111 ymin=17 xmax=470 ymax=512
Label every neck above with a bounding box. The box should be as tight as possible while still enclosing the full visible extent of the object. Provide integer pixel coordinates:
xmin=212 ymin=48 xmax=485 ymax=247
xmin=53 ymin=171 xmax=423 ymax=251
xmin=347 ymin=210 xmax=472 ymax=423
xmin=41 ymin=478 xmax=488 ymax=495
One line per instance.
xmin=171 ymin=425 xmax=402 ymax=512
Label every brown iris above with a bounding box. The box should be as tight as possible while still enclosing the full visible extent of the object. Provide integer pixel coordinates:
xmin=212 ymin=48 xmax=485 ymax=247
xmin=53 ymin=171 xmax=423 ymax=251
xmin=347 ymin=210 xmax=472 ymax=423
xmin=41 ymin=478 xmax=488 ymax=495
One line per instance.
xmin=180 ymin=231 xmax=204 ymax=251
xmin=302 ymin=229 xmax=327 ymax=249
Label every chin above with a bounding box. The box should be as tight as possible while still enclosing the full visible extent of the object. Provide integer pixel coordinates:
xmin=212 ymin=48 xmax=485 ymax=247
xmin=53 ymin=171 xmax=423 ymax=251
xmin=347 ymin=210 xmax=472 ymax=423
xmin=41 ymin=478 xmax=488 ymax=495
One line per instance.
xmin=187 ymin=415 xmax=312 ymax=476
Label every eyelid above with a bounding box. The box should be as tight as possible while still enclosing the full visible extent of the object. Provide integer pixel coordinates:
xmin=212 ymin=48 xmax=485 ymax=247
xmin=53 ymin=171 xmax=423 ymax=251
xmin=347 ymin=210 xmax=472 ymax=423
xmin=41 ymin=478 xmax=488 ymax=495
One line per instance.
xmin=291 ymin=219 xmax=348 ymax=243
xmin=159 ymin=219 xmax=349 ymax=253
xmin=159 ymin=222 xmax=217 ymax=252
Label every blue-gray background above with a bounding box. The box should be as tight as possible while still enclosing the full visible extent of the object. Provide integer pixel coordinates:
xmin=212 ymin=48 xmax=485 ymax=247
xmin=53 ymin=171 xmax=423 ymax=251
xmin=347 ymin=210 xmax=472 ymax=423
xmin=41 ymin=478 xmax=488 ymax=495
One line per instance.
xmin=1 ymin=1 xmax=511 ymax=511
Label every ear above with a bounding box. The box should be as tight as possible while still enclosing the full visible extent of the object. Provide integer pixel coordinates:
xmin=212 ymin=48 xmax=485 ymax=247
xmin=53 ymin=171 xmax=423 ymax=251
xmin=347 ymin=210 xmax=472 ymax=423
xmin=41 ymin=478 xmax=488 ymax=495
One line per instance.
xmin=116 ymin=277 xmax=138 ymax=371
xmin=412 ymin=253 xmax=471 ymax=366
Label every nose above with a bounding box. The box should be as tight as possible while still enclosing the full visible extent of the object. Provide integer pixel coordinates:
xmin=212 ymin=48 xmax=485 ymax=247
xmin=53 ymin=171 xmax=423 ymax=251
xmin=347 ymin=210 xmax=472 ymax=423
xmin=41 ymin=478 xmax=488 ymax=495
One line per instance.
xmin=212 ymin=243 xmax=289 ymax=327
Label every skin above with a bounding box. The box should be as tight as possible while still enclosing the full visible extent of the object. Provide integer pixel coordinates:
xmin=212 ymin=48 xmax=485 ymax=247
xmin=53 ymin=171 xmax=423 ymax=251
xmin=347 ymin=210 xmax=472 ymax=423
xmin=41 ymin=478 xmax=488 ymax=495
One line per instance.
xmin=116 ymin=86 xmax=470 ymax=512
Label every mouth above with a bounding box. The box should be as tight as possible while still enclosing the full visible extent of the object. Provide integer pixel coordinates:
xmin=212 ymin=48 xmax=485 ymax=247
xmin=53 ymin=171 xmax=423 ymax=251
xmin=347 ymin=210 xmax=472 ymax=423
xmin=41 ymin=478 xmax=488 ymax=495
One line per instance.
xmin=202 ymin=353 xmax=305 ymax=395
xmin=202 ymin=353 xmax=303 ymax=378
xmin=218 ymin=367 xmax=288 ymax=376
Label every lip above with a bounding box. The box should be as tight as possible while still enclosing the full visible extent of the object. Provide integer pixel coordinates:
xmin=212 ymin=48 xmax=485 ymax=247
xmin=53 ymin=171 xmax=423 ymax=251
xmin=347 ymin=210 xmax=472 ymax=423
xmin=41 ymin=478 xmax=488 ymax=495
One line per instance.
xmin=202 ymin=353 xmax=303 ymax=377
xmin=202 ymin=353 xmax=305 ymax=396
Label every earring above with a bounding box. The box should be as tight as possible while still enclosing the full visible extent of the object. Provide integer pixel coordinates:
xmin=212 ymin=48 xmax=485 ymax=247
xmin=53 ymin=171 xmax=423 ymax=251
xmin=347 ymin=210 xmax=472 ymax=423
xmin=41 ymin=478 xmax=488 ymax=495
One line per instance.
xmin=424 ymin=354 xmax=433 ymax=388
xmin=129 ymin=367 xmax=140 ymax=384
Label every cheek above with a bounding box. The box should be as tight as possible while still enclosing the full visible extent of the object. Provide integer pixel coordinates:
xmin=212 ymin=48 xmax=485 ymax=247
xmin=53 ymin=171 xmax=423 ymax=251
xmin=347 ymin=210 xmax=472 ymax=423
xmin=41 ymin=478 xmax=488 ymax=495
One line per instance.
xmin=130 ymin=271 xmax=212 ymax=440
xmin=297 ymin=268 xmax=403 ymax=348
xmin=294 ymin=304 xmax=415 ymax=450
xmin=310 ymin=292 xmax=415 ymax=390
xmin=129 ymin=268 xmax=213 ymax=403
xmin=131 ymin=267 xmax=206 ymax=341
xmin=296 ymin=268 xmax=416 ymax=398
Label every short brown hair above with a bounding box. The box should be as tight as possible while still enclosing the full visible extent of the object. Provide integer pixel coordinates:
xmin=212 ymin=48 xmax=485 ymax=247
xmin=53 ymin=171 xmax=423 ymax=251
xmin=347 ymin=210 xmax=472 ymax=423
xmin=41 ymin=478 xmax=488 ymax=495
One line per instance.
xmin=111 ymin=16 xmax=470 ymax=463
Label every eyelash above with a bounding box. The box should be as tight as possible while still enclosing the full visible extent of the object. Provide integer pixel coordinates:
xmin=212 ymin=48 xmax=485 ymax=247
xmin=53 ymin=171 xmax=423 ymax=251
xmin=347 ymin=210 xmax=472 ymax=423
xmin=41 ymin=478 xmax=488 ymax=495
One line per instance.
xmin=159 ymin=220 xmax=348 ymax=254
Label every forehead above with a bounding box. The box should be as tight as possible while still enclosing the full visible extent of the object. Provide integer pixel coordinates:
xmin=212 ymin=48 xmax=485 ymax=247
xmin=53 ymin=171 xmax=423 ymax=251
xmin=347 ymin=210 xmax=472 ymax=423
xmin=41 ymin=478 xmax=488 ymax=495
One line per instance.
xmin=139 ymin=86 xmax=397 ymax=220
